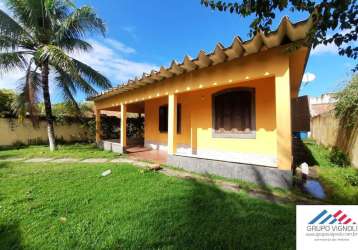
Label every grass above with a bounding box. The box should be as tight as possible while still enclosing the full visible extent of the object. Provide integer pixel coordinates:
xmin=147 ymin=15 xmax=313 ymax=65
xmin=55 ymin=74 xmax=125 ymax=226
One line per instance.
xmin=0 ymin=144 xmax=119 ymax=160
xmin=0 ymin=160 xmax=296 ymax=249
xmin=3 ymin=140 xmax=356 ymax=248
xmin=163 ymin=164 xmax=310 ymax=201
xmin=303 ymin=139 xmax=358 ymax=204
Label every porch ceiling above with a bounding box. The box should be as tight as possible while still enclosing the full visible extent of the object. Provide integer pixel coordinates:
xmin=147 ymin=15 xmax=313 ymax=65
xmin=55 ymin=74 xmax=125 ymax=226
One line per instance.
xmin=100 ymin=101 xmax=144 ymax=114
xmin=89 ymin=14 xmax=315 ymax=101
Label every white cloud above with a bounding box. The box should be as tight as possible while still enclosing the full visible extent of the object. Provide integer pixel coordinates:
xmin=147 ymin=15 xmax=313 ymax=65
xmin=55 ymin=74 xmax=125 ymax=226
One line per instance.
xmin=0 ymin=70 xmax=25 ymax=90
xmin=121 ymin=26 xmax=138 ymax=40
xmin=105 ymin=39 xmax=136 ymax=54
xmin=0 ymin=38 xmax=157 ymax=93
xmin=71 ymin=38 xmax=157 ymax=85
xmin=311 ymin=43 xmax=338 ymax=55
xmin=302 ymin=72 xmax=316 ymax=83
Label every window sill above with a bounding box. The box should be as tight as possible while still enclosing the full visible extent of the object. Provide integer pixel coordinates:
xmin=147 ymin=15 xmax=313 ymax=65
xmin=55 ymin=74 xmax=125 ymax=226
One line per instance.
xmin=159 ymin=131 xmax=182 ymax=135
xmin=212 ymin=131 xmax=256 ymax=139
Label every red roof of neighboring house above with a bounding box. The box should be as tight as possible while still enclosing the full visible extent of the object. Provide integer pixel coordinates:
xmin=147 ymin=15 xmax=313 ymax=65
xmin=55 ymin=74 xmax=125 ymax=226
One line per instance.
xmin=310 ymin=103 xmax=335 ymax=117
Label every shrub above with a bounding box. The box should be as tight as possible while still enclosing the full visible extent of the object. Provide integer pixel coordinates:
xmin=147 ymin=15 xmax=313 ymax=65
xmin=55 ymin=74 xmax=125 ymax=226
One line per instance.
xmin=335 ymin=74 xmax=358 ymax=128
xmin=329 ymin=147 xmax=350 ymax=167
xmin=12 ymin=140 xmax=26 ymax=149
xmin=344 ymin=173 xmax=358 ymax=187
xmin=0 ymin=89 xmax=16 ymax=117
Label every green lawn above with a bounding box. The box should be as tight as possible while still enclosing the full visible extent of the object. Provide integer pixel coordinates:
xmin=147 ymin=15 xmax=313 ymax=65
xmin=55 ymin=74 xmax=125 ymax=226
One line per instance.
xmin=0 ymin=144 xmax=119 ymax=160
xmin=0 ymin=160 xmax=296 ymax=249
xmin=1 ymin=140 xmax=357 ymax=248
xmin=303 ymin=139 xmax=358 ymax=204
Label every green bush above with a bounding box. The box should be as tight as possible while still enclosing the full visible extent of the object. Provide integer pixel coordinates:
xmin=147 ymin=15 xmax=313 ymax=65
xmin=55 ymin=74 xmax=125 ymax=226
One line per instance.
xmin=0 ymin=89 xmax=16 ymax=117
xmin=329 ymin=147 xmax=350 ymax=167
xmin=11 ymin=140 xmax=27 ymax=149
xmin=344 ymin=173 xmax=358 ymax=187
xmin=335 ymin=74 xmax=358 ymax=128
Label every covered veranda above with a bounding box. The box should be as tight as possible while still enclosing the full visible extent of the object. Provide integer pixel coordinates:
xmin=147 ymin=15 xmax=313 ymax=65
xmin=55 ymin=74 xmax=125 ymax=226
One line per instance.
xmin=95 ymin=101 xmax=168 ymax=164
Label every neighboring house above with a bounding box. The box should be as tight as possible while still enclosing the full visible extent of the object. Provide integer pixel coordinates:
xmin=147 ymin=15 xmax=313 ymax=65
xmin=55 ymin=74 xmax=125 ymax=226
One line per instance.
xmin=89 ymin=16 xmax=314 ymax=188
xmin=291 ymin=93 xmax=337 ymax=138
xmin=309 ymin=93 xmax=337 ymax=117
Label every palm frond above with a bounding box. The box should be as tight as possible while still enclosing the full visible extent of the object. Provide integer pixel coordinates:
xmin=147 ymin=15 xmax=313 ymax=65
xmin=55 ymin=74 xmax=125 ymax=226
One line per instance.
xmin=41 ymin=45 xmax=110 ymax=95
xmin=55 ymin=6 xmax=106 ymax=42
xmin=4 ymin=0 xmax=43 ymax=34
xmin=57 ymin=38 xmax=92 ymax=52
xmin=0 ymin=51 xmax=28 ymax=75
xmin=55 ymin=70 xmax=80 ymax=113
xmin=35 ymin=44 xmax=78 ymax=77
xmin=72 ymin=58 xmax=111 ymax=89
xmin=14 ymin=62 xmax=41 ymax=126
xmin=0 ymin=36 xmax=21 ymax=51
xmin=52 ymin=62 xmax=97 ymax=96
xmin=0 ymin=8 xmax=32 ymax=39
xmin=59 ymin=82 xmax=78 ymax=107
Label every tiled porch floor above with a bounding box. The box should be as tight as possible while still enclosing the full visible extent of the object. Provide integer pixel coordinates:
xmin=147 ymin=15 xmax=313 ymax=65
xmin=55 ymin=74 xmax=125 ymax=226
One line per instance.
xmin=126 ymin=146 xmax=167 ymax=164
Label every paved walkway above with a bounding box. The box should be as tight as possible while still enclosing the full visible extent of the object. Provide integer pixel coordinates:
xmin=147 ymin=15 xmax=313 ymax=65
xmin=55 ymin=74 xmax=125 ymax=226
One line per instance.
xmin=0 ymin=156 xmax=320 ymax=204
xmin=0 ymin=157 xmax=138 ymax=164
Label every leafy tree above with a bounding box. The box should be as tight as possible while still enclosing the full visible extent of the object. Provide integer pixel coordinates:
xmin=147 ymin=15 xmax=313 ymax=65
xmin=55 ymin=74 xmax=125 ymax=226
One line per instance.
xmin=0 ymin=88 xmax=16 ymax=116
xmin=0 ymin=0 xmax=111 ymax=151
xmin=50 ymin=101 xmax=94 ymax=118
xmin=335 ymin=74 xmax=358 ymax=127
xmin=201 ymin=0 xmax=358 ymax=70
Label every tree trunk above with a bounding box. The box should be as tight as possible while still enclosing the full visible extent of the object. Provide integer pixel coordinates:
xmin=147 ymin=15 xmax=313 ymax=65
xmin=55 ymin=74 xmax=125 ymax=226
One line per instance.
xmin=41 ymin=60 xmax=56 ymax=151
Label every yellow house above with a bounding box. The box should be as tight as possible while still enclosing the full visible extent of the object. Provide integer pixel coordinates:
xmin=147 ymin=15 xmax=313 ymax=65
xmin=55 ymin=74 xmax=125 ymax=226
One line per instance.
xmin=90 ymin=16 xmax=314 ymax=188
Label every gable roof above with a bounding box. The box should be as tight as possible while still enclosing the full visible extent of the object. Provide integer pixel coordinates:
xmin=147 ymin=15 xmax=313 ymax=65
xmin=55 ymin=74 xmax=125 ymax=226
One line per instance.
xmin=90 ymin=15 xmax=315 ymax=101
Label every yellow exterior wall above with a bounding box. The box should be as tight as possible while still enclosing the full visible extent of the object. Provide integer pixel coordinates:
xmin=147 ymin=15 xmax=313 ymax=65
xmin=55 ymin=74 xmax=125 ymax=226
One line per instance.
xmin=144 ymin=78 xmax=276 ymax=156
xmin=0 ymin=118 xmax=91 ymax=146
xmin=144 ymin=96 xmax=169 ymax=145
xmin=94 ymin=46 xmax=309 ymax=169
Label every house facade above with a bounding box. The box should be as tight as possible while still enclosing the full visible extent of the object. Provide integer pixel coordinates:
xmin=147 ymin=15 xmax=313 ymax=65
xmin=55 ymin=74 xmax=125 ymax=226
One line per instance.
xmin=90 ymin=16 xmax=313 ymax=188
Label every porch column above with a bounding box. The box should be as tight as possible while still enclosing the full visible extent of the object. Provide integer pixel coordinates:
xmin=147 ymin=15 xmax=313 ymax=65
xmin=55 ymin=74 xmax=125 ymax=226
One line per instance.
xmin=120 ymin=103 xmax=127 ymax=149
xmin=95 ymin=109 xmax=101 ymax=144
xmin=190 ymin=112 xmax=197 ymax=155
xmin=168 ymin=94 xmax=177 ymax=155
xmin=275 ymin=69 xmax=292 ymax=170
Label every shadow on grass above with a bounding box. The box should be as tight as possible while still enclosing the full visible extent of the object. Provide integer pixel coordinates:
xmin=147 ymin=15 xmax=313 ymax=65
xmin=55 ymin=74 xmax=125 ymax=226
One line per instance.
xmin=111 ymin=178 xmax=295 ymax=249
xmin=299 ymin=139 xmax=358 ymax=204
xmin=0 ymin=144 xmax=29 ymax=151
xmin=0 ymin=161 xmax=11 ymax=169
xmin=293 ymin=138 xmax=318 ymax=167
xmin=0 ymin=223 xmax=23 ymax=250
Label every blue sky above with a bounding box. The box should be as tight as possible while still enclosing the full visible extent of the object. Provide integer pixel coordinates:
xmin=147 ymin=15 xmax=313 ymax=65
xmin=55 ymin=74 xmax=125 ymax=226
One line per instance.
xmin=0 ymin=0 xmax=356 ymax=102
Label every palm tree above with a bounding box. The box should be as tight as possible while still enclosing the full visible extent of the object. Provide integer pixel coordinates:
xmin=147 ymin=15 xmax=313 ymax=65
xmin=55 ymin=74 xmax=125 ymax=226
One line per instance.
xmin=0 ymin=0 xmax=111 ymax=151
